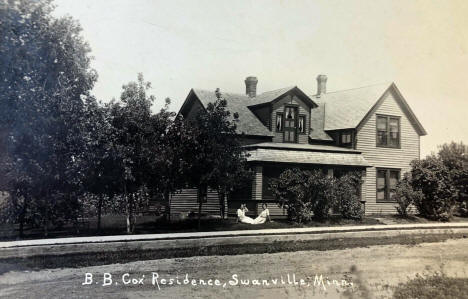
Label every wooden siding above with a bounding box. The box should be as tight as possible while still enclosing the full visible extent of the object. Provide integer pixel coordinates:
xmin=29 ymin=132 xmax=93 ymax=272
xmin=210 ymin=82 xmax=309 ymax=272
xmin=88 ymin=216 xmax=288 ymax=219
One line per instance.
xmin=170 ymin=188 xmax=227 ymax=217
xmin=251 ymin=166 xmax=263 ymax=200
xmin=271 ymin=95 xmax=310 ymax=144
xmin=251 ymin=105 xmax=271 ymax=129
xmin=356 ymin=89 xmax=420 ymax=215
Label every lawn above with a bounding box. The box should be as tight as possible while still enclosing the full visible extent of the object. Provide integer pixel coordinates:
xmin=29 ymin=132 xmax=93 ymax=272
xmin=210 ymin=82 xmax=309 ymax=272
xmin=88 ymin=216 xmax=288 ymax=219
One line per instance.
xmin=393 ymin=273 xmax=468 ymax=299
xmin=1 ymin=213 xmax=467 ymax=241
xmin=0 ymin=215 xmax=383 ymax=241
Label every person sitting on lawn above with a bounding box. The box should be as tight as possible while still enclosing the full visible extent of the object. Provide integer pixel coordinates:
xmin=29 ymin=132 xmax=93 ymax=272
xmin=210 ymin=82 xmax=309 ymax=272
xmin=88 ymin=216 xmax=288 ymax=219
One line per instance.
xmin=253 ymin=203 xmax=273 ymax=224
xmin=237 ymin=204 xmax=255 ymax=224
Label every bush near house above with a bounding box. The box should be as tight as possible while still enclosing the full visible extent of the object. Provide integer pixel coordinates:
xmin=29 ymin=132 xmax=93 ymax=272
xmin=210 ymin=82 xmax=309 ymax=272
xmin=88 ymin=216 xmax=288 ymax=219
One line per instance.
xmin=393 ymin=173 xmax=424 ymax=217
xmin=269 ymin=169 xmax=363 ymax=222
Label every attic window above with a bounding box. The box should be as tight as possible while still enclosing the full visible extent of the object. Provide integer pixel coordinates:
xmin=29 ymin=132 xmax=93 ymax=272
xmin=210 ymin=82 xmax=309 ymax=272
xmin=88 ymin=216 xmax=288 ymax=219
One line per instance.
xmin=276 ymin=113 xmax=283 ymax=132
xmin=341 ymin=132 xmax=352 ymax=144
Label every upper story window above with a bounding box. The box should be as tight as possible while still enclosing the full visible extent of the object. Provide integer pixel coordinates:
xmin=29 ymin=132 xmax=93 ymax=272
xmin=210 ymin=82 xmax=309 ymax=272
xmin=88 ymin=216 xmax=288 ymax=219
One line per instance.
xmin=284 ymin=106 xmax=298 ymax=143
xmin=340 ymin=131 xmax=352 ymax=146
xmin=276 ymin=113 xmax=283 ymax=132
xmin=298 ymin=115 xmax=306 ymax=134
xmin=377 ymin=115 xmax=400 ymax=148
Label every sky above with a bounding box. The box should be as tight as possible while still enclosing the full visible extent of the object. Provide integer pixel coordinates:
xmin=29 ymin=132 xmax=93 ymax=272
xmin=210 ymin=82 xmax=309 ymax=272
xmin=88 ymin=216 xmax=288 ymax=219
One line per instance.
xmin=53 ymin=0 xmax=468 ymax=158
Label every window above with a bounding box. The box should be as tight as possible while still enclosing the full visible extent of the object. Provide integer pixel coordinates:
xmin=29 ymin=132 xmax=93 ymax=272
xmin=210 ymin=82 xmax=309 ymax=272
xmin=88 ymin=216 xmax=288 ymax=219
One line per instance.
xmin=377 ymin=115 xmax=400 ymax=148
xmin=283 ymin=106 xmax=298 ymax=143
xmin=341 ymin=132 xmax=352 ymax=145
xmin=298 ymin=115 xmax=306 ymax=134
xmin=276 ymin=113 xmax=283 ymax=132
xmin=376 ymin=168 xmax=400 ymax=202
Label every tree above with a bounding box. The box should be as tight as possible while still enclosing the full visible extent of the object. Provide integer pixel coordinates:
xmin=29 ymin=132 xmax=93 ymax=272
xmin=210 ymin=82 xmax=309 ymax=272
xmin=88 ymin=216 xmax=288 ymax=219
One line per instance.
xmin=437 ymin=142 xmax=468 ymax=215
xmin=109 ymin=73 xmax=156 ymax=233
xmin=180 ymin=89 xmax=250 ymax=228
xmin=410 ymin=155 xmax=458 ymax=221
xmin=0 ymin=0 xmax=97 ymax=236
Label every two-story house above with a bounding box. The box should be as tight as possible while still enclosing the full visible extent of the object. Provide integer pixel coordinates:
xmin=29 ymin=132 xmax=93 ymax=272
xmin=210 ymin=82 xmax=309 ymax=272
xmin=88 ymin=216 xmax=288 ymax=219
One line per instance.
xmin=173 ymin=75 xmax=426 ymax=218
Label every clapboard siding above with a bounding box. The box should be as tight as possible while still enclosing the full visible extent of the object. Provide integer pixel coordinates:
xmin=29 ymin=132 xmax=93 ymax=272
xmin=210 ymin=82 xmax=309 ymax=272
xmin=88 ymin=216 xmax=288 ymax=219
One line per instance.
xmin=272 ymin=95 xmax=310 ymax=144
xmin=170 ymin=188 xmax=227 ymax=217
xmin=356 ymin=89 xmax=420 ymax=215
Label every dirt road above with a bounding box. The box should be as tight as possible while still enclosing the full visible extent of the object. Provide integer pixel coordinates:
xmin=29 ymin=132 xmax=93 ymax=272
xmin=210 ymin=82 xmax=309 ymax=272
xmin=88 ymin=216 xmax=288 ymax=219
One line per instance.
xmin=1 ymin=238 xmax=468 ymax=298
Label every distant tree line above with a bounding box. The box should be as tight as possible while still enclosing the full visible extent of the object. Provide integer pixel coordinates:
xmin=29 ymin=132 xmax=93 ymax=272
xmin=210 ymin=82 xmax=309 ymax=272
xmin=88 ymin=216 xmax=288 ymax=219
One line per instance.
xmin=0 ymin=0 xmax=250 ymax=236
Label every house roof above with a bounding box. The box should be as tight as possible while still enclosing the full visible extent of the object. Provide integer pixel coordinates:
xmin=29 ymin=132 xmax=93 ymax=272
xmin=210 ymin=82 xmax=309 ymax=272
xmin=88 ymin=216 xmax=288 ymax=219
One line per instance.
xmin=191 ymin=89 xmax=274 ymax=137
xmin=310 ymin=82 xmax=427 ymax=135
xmin=243 ymin=142 xmax=359 ymax=153
xmin=309 ymin=103 xmax=333 ymax=141
xmin=312 ymin=83 xmax=391 ymax=131
xmin=247 ymin=86 xmax=317 ymax=108
xmin=245 ymin=144 xmax=371 ymax=167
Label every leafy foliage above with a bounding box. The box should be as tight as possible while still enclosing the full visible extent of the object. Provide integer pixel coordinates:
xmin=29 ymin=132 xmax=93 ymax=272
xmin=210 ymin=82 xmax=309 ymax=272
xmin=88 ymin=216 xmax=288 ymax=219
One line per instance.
xmin=393 ymin=173 xmax=423 ymax=217
xmin=437 ymin=142 xmax=468 ymax=216
xmin=334 ymin=172 xmax=364 ymax=220
xmin=270 ymin=169 xmax=336 ymax=222
xmin=410 ymin=155 xmax=458 ymax=221
xmin=179 ymin=89 xmax=251 ymax=226
xmin=0 ymin=0 xmax=97 ymax=235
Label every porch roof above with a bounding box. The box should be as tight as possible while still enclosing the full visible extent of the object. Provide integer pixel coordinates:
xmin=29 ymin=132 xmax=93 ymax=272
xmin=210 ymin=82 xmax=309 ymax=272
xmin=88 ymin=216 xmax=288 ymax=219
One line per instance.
xmin=244 ymin=143 xmax=371 ymax=167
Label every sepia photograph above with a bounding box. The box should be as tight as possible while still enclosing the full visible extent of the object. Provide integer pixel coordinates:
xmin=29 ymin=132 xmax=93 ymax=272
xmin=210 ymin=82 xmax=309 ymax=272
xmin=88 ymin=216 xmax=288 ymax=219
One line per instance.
xmin=1 ymin=0 xmax=468 ymax=298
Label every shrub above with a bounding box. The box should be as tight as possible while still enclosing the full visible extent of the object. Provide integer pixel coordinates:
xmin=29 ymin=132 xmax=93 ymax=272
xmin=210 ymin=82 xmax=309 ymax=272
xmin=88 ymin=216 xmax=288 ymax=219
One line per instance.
xmin=410 ymin=156 xmax=458 ymax=221
xmin=335 ymin=172 xmax=364 ymax=220
xmin=393 ymin=173 xmax=423 ymax=217
xmin=269 ymin=169 xmax=336 ymax=222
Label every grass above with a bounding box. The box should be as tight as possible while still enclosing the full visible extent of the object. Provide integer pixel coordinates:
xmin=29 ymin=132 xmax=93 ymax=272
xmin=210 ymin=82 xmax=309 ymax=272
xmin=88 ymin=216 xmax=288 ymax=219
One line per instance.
xmin=1 ymin=233 xmax=465 ymax=275
xmin=393 ymin=273 xmax=468 ymax=299
xmin=0 ymin=215 xmax=383 ymax=241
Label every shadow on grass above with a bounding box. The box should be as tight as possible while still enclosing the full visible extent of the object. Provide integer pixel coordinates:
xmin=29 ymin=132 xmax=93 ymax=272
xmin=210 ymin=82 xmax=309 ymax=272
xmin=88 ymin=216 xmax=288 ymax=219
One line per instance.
xmin=0 ymin=216 xmax=383 ymax=241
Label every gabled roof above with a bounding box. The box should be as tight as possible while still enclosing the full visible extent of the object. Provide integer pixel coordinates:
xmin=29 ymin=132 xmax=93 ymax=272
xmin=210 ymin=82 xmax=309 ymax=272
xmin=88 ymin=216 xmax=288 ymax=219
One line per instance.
xmin=309 ymin=103 xmax=333 ymax=141
xmin=189 ymin=89 xmax=274 ymax=137
xmin=248 ymin=86 xmax=318 ymax=108
xmin=310 ymin=82 xmax=427 ymax=136
xmin=180 ymin=86 xmax=315 ymax=137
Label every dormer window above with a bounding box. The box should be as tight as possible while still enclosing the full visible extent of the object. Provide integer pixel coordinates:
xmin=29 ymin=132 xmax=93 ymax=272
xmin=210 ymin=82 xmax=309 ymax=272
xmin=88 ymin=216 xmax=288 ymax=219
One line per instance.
xmin=338 ymin=131 xmax=353 ymax=147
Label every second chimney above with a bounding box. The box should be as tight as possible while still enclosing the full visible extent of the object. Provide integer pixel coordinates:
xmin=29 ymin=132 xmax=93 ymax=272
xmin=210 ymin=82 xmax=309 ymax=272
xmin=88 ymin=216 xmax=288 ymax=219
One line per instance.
xmin=316 ymin=74 xmax=327 ymax=96
xmin=245 ymin=76 xmax=258 ymax=98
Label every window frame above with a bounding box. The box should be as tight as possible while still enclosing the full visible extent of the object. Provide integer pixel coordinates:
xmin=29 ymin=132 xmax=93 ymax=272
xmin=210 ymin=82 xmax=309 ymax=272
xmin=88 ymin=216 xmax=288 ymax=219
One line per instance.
xmin=339 ymin=131 xmax=353 ymax=147
xmin=376 ymin=168 xmax=400 ymax=202
xmin=298 ymin=114 xmax=306 ymax=134
xmin=376 ymin=114 xmax=401 ymax=148
xmin=275 ymin=112 xmax=284 ymax=132
xmin=283 ymin=105 xmax=299 ymax=143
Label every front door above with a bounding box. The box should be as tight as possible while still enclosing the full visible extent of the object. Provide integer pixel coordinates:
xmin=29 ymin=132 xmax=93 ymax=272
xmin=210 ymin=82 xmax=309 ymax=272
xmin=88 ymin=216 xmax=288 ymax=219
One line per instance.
xmin=284 ymin=106 xmax=298 ymax=143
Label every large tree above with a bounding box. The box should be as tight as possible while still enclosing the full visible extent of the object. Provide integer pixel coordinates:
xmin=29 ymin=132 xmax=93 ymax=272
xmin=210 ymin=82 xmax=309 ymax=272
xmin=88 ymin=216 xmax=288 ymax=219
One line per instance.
xmin=181 ymin=89 xmax=251 ymax=228
xmin=0 ymin=0 xmax=97 ymax=236
xmin=109 ymin=73 xmax=157 ymax=233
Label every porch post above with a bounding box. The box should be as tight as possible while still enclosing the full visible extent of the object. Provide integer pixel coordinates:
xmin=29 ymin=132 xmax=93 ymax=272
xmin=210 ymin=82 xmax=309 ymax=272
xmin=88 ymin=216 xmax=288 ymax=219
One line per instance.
xmin=327 ymin=168 xmax=334 ymax=177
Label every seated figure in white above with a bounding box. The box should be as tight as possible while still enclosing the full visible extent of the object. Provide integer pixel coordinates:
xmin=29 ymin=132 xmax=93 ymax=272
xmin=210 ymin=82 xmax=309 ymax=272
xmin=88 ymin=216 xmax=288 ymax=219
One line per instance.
xmin=253 ymin=203 xmax=273 ymax=224
xmin=237 ymin=204 xmax=255 ymax=224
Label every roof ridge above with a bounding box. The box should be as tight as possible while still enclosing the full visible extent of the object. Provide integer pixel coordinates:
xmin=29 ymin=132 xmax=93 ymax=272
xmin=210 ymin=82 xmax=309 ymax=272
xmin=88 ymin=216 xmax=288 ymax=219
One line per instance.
xmin=319 ymin=81 xmax=392 ymax=95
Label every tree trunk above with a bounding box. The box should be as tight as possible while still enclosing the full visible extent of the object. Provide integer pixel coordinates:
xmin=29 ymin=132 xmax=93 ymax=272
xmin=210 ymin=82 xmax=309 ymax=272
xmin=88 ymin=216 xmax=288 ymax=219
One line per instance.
xmin=43 ymin=204 xmax=49 ymax=237
xmin=164 ymin=190 xmax=170 ymax=222
xmin=197 ymin=186 xmax=202 ymax=230
xmin=218 ymin=188 xmax=226 ymax=219
xmin=18 ymin=194 xmax=27 ymax=238
xmin=97 ymin=194 xmax=103 ymax=233
xmin=124 ymin=182 xmax=133 ymax=234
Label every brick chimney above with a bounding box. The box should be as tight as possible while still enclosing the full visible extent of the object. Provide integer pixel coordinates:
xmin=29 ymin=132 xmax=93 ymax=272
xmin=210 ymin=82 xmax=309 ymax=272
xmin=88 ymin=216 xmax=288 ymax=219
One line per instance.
xmin=316 ymin=74 xmax=327 ymax=96
xmin=245 ymin=76 xmax=258 ymax=98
